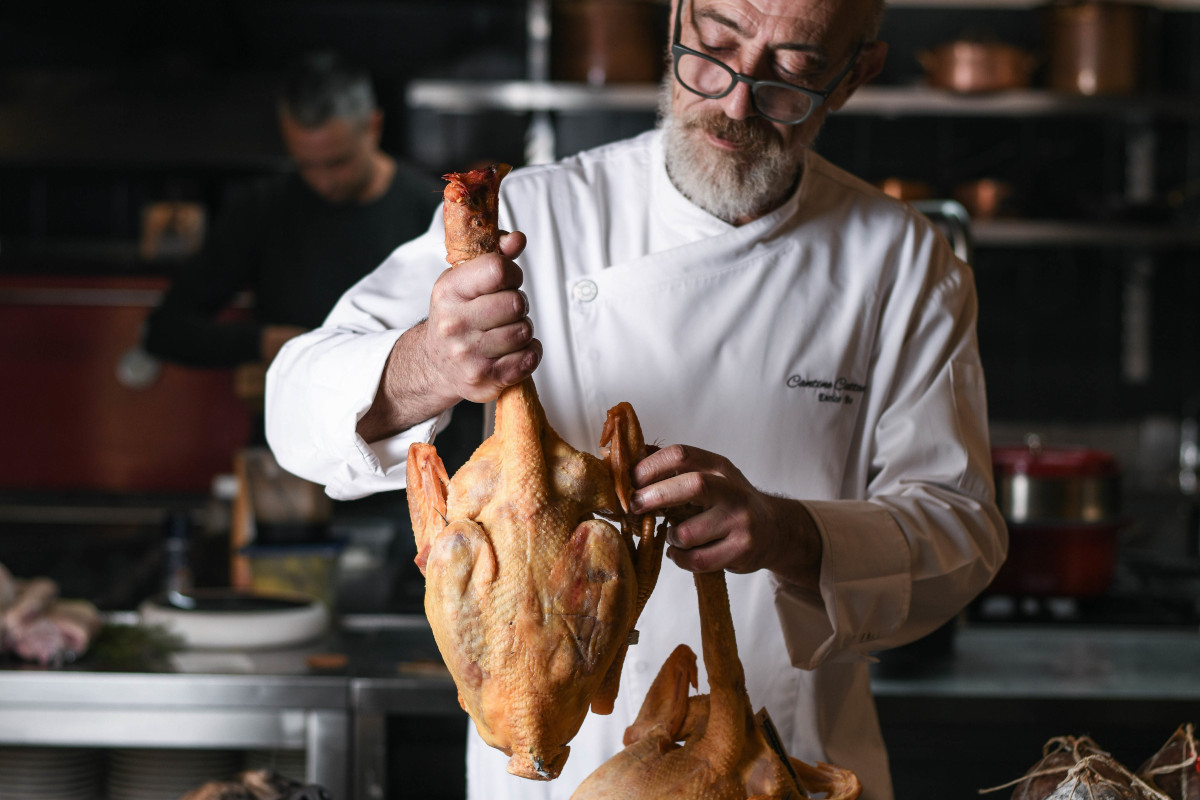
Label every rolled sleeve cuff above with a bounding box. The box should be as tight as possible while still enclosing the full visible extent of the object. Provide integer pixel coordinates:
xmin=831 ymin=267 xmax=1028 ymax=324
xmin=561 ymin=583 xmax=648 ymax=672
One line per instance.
xmin=325 ymin=414 xmax=441 ymax=500
xmin=773 ymin=500 xmax=911 ymax=669
xmin=324 ymin=332 xmax=444 ymax=498
xmin=272 ymin=327 xmax=441 ymax=502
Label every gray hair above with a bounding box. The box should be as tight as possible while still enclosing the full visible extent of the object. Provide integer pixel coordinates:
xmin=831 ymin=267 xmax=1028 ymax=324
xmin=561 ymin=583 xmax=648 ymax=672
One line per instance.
xmin=279 ymin=51 xmax=377 ymax=128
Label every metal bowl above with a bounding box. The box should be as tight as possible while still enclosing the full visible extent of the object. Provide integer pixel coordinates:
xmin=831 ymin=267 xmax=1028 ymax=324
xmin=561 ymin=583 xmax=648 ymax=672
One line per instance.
xmin=993 ymin=442 xmax=1121 ymax=524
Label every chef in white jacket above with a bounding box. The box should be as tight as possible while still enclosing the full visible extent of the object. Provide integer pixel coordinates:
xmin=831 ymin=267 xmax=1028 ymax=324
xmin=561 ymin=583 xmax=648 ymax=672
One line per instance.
xmin=266 ymin=0 xmax=1008 ymax=796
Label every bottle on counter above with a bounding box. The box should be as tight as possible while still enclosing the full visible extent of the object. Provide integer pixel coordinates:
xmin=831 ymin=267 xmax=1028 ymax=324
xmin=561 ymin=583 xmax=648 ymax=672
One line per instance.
xmin=164 ymin=510 xmax=194 ymax=605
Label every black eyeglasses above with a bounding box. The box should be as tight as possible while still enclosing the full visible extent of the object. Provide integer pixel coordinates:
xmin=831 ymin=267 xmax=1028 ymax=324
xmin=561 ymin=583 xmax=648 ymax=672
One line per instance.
xmin=671 ymin=0 xmax=865 ymax=125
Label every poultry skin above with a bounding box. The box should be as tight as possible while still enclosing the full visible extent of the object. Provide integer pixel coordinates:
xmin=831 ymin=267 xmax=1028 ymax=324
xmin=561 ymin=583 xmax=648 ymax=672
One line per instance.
xmin=407 ymin=164 xmax=665 ymax=781
xmin=570 ymin=570 xmax=862 ymax=800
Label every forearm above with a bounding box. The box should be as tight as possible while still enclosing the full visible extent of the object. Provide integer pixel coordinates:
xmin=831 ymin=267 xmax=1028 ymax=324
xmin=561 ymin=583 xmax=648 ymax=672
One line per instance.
xmin=144 ymin=213 xmax=263 ymax=368
xmin=762 ymin=494 xmax=823 ymax=588
xmin=143 ymin=305 xmax=261 ymax=367
xmin=356 ymin=321 xmax=462 ymax=443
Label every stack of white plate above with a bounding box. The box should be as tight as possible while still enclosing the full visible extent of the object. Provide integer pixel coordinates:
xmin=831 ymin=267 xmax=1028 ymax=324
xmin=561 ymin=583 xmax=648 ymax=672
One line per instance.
xmin=243 ymin=748 xmax=308 ymax=782
xmin=106 ymin=748 xmax=241 ymax=800
xmin=0 ymin=747 xmax=102 ymax=800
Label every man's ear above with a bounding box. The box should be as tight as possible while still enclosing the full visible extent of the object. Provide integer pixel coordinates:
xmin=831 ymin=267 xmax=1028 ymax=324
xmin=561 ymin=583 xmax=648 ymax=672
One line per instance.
xmin=829 ymin=41 xmax=887 ymax=111
xmin=366 ymin=108 xmax=385 ymax=142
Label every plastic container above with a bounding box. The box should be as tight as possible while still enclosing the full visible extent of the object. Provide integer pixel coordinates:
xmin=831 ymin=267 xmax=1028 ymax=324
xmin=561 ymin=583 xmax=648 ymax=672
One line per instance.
xmin=992 ymin=443 xmax=1121 ymax=524
xmin=241 ymin=543 xmax=344 ymax=608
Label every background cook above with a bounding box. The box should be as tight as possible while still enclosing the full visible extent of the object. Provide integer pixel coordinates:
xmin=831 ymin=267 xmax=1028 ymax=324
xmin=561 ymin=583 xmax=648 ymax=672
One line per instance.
xmin=144 ymin=50 xmax=442 ymax=442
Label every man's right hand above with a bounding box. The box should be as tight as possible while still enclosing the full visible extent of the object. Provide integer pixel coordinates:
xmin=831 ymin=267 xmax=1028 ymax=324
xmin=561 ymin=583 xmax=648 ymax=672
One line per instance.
xmin=356 ymin=231 xmax=541 ymax=443
xmin=422 ymin=230 xmax=540 ymax=403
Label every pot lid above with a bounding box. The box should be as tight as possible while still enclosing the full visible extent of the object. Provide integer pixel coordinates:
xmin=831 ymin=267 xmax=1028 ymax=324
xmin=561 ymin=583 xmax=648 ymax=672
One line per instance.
xmin=992 ymin=438 xmax=1118 ymax=478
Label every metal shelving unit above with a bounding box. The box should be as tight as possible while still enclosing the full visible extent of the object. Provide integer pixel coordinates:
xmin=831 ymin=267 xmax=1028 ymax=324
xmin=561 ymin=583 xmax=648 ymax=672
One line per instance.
xmin=885 ymin=0 xmax=1199 ymax=7
xmin=843 ymin=87 xmax=1200 ymax=118
xmin=405 ymin=79 xmax=1199 ymax=249
xmin=407 ymin=81 xmax=1200 ymax=119
xmin=404 ymin=0 xmax=1198 ymax=258
xmin=406 ymin=80 xmax=659 ymax=114
xmin=974 ymin=220 xmax=1200 ymax=248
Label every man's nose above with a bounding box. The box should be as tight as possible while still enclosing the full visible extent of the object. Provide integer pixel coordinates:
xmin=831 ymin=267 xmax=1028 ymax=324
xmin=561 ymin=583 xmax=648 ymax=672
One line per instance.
xmin=717 ymin=51 xmax=770 ymax=121
xmin=718 ymin=77 xmax=757 ymax=120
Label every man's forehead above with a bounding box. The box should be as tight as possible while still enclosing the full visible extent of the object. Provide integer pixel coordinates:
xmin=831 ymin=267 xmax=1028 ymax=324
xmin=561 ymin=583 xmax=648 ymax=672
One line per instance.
xmin=693 ymin=0 xmax=823 ymax=23
xmin=691 ymin=0 xmax=848 ymax=40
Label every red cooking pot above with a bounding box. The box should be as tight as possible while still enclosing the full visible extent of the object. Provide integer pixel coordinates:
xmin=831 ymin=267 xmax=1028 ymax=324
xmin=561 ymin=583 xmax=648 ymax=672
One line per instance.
xmin=989 ymin=441 xmax=1124 ymax=597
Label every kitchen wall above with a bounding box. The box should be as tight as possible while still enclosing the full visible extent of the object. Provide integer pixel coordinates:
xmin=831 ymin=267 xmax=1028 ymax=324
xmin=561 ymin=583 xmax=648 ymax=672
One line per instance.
xmin=4 ymin=1 xmax=1197 ymax=416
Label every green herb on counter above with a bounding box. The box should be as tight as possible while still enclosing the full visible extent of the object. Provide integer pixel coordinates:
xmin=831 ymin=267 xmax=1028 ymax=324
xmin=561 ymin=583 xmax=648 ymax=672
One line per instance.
xmin=85 ymin=623 xmax=185 ymax=672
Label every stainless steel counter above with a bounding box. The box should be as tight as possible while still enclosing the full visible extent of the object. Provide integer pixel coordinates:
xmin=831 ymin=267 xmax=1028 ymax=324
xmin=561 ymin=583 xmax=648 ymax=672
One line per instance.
xmin=1 ymin=619 xmax=1197 ymax=800
xmin=0 ymin=668 xmax=352 ymax=796
xmin=0 ymin=614 xmax=460 ymax=800
xmin=870 ymin=624 xmax=1200 ymax=799
xmin=871 ymin=625 xmax=1200 ymax=699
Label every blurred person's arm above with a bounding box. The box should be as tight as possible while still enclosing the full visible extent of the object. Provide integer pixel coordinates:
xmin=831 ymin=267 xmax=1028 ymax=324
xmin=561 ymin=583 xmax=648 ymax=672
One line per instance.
xmin=143 ymin=185 xmax=270 ymax=368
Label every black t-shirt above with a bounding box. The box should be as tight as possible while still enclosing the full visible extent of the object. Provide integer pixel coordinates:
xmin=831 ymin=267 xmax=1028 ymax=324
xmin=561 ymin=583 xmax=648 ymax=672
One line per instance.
xmin=144 ymin=163 xmax=442 ymax=367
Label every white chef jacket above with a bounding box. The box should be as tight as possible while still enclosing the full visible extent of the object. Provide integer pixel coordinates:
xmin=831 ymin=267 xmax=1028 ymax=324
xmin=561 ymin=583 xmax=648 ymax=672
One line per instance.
xmin=266 ymin=130 xmax=1007 ymax=800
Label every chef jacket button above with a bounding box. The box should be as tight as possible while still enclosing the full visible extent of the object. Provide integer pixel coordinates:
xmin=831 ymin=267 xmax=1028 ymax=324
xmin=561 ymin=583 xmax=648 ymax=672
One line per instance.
xmin=634 ymin=660 xmax=648 ymax=673
xmin=572 ymin=279 xmax=598 ymax=303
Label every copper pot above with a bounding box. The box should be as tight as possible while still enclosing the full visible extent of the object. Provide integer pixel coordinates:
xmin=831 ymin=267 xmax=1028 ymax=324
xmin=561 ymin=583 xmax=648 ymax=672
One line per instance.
xmin=918 ymin=41 xmax=1036 ymax=93
xmin=989 ymin=521 xmax=1122 ymax=596
xmin=877 ymin=177 xmax=934 ymax=202
xmin=552 ymin=0 xmax=665 ymax=85
xmin=989 ymin=442 xmax=1125 ymax=597
xmin=1045 ymin=1 xmax=1145 ymax=96
xmin=953 ymin=178 xmax=1015 ymax=219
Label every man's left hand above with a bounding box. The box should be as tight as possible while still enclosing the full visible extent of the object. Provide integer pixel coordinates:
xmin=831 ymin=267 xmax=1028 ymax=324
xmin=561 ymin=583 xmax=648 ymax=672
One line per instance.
xmin=628 ymin=444 xmax=821 ymax=585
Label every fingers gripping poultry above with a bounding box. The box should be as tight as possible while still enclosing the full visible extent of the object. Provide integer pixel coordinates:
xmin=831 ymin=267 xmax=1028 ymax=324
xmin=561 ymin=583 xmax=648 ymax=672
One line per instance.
xmin=570 ymin=570 xmax=863 ymax=800
xmin=406 ymin=164 xmax=665 ymax=781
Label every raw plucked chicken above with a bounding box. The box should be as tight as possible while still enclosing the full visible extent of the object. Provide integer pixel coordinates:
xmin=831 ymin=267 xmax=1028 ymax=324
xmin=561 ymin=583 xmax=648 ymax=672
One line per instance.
xmin=569 ymin=570 xmax=862 ymax=800
xmin=0 ymin=563 xmax=102 ymax=666
xmin=406 ymin=164 xmax=665 ymax=781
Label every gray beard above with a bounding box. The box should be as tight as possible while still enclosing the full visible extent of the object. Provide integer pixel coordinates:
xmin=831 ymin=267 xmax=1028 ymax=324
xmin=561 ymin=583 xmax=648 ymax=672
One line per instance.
xmin=658 ymin=82 xmax=803 ymax=224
